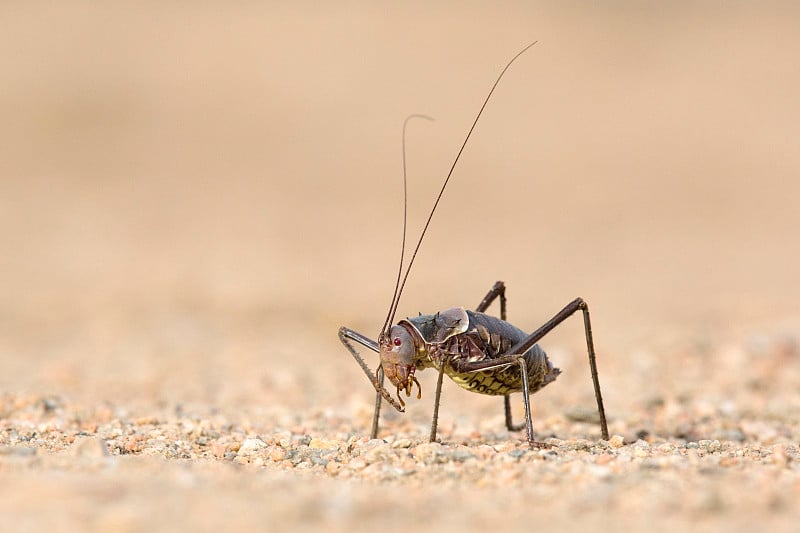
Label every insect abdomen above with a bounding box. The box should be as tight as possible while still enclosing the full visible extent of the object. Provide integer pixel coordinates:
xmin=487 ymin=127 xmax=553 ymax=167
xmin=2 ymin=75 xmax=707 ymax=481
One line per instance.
xmin=447 ymin=311 xmax=561 ymax=396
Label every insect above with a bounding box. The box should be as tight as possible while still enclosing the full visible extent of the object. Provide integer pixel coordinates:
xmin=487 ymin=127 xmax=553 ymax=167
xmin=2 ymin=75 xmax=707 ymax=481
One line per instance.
xmin=338 ymin=43 xmax=609 ymax=445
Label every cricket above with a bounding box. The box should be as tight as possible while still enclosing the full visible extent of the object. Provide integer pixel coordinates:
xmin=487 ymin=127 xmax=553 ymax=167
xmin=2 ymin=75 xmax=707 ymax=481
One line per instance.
xmin=338 ymin=43 xmax=609 ymax=445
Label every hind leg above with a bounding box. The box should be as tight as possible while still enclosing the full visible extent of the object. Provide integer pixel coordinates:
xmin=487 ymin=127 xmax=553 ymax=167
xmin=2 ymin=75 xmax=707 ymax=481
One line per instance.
xmin=505 ymin=298 xmax=609 ymax=440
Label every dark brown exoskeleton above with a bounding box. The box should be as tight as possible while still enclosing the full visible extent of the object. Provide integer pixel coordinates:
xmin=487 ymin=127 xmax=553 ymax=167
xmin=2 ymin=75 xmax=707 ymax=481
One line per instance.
xmin=338 ymin=43 xmax=609 ymax=445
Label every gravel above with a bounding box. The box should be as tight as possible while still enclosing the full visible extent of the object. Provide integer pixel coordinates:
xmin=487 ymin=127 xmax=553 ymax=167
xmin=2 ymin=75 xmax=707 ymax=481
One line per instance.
xmin=1 ymin=389 xmax=799 ymax=531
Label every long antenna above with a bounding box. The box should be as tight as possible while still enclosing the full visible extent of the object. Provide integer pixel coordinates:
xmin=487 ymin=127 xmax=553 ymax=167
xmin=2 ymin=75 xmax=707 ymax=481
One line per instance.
xmin=384 ymin=42 xmax=538 ymax=331
xmin=380 ymin=114 xmax=434 ymax=339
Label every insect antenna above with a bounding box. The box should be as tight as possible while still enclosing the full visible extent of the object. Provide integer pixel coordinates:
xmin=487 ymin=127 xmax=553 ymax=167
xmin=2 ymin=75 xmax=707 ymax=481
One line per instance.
xmin=384 ymin=41 xmax=538 ymax=331
xmin=379 ymin=114 xmax=435 ymax=339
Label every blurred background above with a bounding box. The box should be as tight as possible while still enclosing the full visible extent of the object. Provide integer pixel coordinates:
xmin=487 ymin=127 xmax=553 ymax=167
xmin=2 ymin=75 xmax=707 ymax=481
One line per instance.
xmin=1 ymin=1 xmax=799 ymax=426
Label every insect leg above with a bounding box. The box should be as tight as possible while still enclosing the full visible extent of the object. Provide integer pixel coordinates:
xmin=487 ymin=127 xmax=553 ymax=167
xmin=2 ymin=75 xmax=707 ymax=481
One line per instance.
xmin=475 ymin=280 xmax=506 ymax=317
xmin=371 ymin=367 xmax=384 ymax=439
xmin=474 ymin=281 xmax=525 ymax=432
xmin=429 ymin=363 xmax=446 ymax=443
xmin=503 ymin=395 xmax=526 ymax=432
xmin=338 ymin=327 xmax=405 ymax=439
xmin=452 ymin=355 xmax=536 ymax=443
xmin=517 ymin=357 xmax=535 ymax=443
xmin=505 ymin=298 xmax=610 ymax=440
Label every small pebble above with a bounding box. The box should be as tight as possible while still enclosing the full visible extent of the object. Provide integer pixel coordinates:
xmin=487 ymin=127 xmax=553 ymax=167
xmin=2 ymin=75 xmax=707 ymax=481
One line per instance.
xmin=538 ymin=448 xmax=558 ymax=460
xmin=211 ymin=443 xmax=227 ymax=458
xmin=656 ymin=443 xmax=676 ymax=454
xmin=633 ymin=447 xmax=649 ymax=458
xmin=414 ymin=442 xmax=442 ymax=463
xmin=449 ymin=448 xmax=476 ymax=462
xmin=310 ymin=455 xmax=328 ymax=466
xmin=325 ymin=461 xmax=341 ymax=476
xmin=770 ymin=444 xmax=789 ymax=467
xmin=364 ymin=443 xmax=391 ymax=463
xmin=268 ymin=447 xmax=286 ymax=462
xmin=699 ymin=440 xmax=721 ymax=453
xmin=308 ymin=438 xmax=340 ymax=451
xmin=348 ymin=458 xmax=367 ymax=471
xmin=595 ymin=454 xmax=614 ymax=465
xmin=239 ymin=438 xmax=268 ymax=453
xmin=71 ymin=436 xmax=111 ymax=459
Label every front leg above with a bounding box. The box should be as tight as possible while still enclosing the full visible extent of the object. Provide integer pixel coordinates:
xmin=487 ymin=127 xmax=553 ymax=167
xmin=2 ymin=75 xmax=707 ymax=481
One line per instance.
xmin=338 ymin=327 xmax=405 ymax=439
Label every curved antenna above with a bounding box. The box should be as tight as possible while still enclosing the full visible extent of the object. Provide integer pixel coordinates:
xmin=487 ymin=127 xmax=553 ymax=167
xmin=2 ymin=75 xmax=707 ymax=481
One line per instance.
xmin=379 ymin=114 xmax=435 ymax=339
xmin=385 ymin=42 xmax=538 ymax=330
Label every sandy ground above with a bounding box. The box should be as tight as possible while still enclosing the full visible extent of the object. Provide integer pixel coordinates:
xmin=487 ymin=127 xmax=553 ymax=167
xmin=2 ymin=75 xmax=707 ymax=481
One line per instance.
xmin=2 ymin=2 xmax=800 ymax=531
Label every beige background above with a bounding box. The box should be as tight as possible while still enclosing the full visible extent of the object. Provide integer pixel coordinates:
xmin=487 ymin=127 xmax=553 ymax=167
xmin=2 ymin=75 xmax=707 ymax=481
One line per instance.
xmin=1 ymin=2 xmax=799 ymax=531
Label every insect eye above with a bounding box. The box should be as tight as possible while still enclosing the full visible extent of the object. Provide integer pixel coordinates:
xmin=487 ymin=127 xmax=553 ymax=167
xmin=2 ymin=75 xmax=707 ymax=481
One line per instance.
xmin=393 ymin=338 xmax=402 ymax=346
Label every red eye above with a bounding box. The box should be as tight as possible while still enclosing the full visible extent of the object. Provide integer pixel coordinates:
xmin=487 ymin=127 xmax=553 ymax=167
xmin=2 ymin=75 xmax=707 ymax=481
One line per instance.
xmin=393 ymin=338 xmax=402 ymax=346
